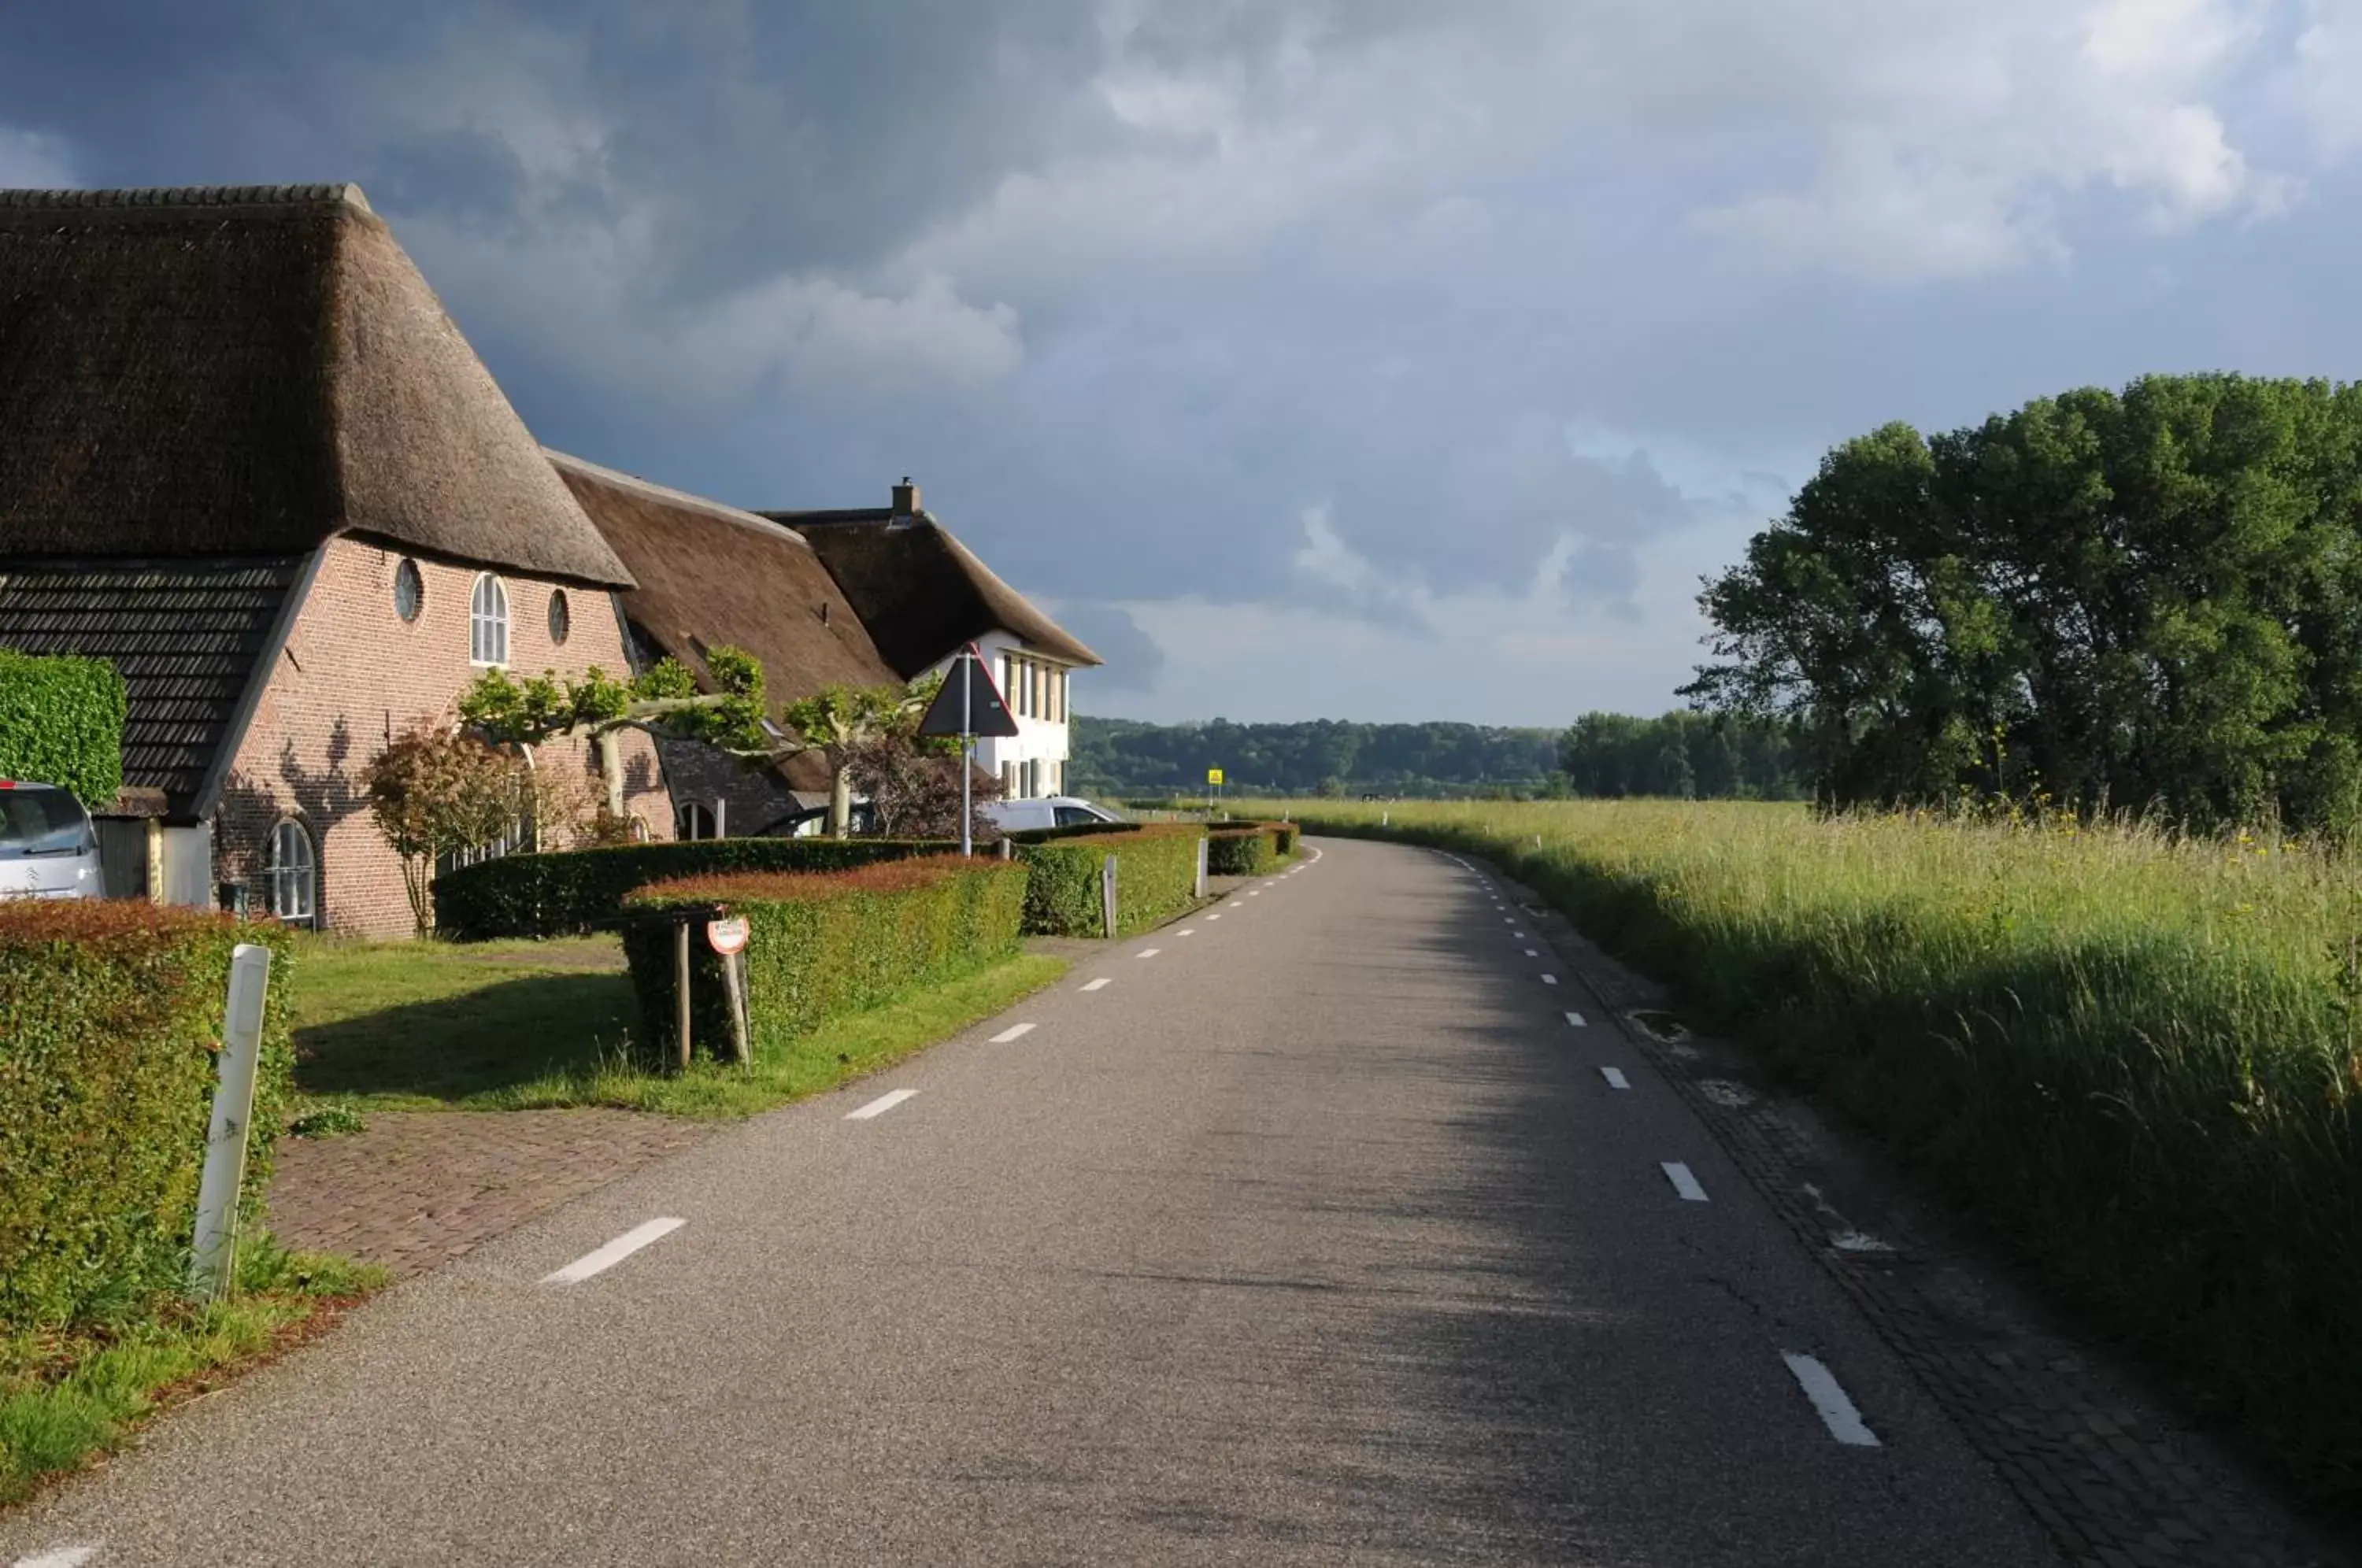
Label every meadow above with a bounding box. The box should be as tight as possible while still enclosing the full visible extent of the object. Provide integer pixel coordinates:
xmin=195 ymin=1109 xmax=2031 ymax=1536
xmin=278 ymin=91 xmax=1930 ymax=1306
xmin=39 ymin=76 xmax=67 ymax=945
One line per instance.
xmin=1257 ymin=797 xmax=2362 ymax=1501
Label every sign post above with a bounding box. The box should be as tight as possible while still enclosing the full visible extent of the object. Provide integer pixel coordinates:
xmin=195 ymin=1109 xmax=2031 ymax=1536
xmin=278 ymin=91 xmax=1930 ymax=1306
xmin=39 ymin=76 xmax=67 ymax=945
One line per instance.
xmin=707 ymin=916 xmax=753 ymax=1065
xmin=1207 ymin=766 xmax=1224 ymax=819
xmin=917 ymin=644 xmax=1019 ymax=857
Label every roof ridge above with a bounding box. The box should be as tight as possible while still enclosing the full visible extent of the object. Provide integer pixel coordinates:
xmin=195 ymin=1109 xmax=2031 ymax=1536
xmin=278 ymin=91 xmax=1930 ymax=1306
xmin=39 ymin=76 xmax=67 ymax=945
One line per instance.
xmin=0 ymin=183 xmax=370 ymax=212
xmin=544 ymin=449 xmax=819 ymax=552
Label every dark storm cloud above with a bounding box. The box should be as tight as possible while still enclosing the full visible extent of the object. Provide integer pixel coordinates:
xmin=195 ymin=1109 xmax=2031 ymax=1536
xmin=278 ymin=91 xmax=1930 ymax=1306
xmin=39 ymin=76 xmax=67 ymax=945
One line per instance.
xmin=1 ymin=0 xmax=2352 ymax=722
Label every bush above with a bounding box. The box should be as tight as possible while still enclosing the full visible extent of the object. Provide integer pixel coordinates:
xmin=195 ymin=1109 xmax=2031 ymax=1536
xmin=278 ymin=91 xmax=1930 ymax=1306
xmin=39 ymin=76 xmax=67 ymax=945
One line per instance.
xmin=1014 ymin=824 xmax=1205 ymax=936
xmin=0 ymin=901 xmax=293 ymax=1333
xmin=431 ymin=837 xmax=952 ymax=940
xmin=620 ymin=856 xmax=1028 ymax=1062
xmin=0 ymin=652 xmax=127 ymax=809
xmin=1205 ymin=822 xmax=1297 ymax=875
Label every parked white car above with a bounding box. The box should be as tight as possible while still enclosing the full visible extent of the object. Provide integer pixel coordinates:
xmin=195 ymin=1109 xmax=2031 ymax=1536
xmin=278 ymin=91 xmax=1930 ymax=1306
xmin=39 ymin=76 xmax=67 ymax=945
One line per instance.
xmin=0 ymin=781 xmax=101 ymax=900
xmin=983 ymin=796 xmax=1125 ymax=834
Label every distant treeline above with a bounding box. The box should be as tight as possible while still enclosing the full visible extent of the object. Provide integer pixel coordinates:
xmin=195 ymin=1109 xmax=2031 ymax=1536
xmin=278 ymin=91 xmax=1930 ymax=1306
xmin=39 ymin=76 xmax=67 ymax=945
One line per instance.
xmin=1069 ymin=713 xmax=1804 ymax=800
xmin=1690 ymin=373 xmax=2362 ymax=834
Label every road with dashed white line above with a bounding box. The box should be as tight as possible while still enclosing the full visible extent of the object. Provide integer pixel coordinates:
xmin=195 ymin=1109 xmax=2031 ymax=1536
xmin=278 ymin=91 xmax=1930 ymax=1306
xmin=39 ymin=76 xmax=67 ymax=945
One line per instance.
xmin=2 ymin=838 xmax=2059 ymax=1566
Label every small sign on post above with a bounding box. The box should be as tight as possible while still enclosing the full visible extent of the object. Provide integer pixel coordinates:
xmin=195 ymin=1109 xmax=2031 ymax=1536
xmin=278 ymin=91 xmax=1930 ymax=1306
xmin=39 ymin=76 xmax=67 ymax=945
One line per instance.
xmin=706 ymin=916 xmax=750 ymax=956
xmin=191 ymin=943 xmax=273 ymax=1301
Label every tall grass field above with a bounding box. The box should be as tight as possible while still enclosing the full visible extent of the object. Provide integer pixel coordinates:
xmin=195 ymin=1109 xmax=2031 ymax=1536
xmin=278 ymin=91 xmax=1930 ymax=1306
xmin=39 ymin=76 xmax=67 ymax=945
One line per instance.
xmin=1260 ymin=797 xmax=2362 ymax=1500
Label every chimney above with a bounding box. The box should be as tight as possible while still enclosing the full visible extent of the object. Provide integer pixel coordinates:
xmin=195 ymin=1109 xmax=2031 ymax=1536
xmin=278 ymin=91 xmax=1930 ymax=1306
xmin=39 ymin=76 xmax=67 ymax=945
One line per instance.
xmin=890 ymin=476 xmax=920 ymax=518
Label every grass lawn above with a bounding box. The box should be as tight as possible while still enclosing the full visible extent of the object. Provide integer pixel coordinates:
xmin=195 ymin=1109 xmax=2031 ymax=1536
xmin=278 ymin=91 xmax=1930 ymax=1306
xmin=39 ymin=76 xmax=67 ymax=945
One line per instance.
xmin=1 ymin=1240 xmax=387 ymax=1508
xmin=291 ymin=932 xmax=1067 ymax=1119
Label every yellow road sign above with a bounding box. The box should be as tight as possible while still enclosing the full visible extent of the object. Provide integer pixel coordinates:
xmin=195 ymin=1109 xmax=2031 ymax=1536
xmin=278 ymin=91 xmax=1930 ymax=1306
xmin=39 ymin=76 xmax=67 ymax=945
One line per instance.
xmin=1207 ymin=767 xmax=1224 ymax=786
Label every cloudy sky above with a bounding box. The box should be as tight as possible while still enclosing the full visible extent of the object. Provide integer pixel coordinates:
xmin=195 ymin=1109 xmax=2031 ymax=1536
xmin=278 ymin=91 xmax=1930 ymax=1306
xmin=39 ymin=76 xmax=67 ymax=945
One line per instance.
xmin=6 ymin=1 xmax=2359 ymax=723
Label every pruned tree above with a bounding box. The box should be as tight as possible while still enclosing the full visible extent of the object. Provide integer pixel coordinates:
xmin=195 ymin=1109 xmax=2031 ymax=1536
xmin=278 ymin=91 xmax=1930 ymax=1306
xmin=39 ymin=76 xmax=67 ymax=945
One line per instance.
xmin=777 ymin=681 xmax=931 ymax=837
xmin=363 ymin=723 xmax=524 ymax=933
xmin=458 ymin=651 xmax=769 ymax=820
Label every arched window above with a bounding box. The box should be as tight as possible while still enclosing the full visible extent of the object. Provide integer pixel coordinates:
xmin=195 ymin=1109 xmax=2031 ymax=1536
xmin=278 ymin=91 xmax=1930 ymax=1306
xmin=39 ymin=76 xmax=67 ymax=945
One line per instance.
xmin=394 ymin=558 xmax=423 ymax=623
xmin=676 ymin=801 xmax=716 ymax=841
xmin=470 ymin=573 xmax=510 ymax=667
xmin=266 ymin=819 xmax=317 ymax=926
xmin=547 ymin=589 xmax=571 ymax=645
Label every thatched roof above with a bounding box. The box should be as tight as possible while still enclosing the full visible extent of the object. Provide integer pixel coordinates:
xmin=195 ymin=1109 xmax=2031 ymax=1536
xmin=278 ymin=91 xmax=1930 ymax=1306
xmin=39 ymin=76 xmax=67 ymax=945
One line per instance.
xmin=550 ymin=452 xmax=909 ymax=795
xmin=761 ymin=499 xmax=1101 ymax=679
xmin=0 ymin=185 xmax=631 ymax=588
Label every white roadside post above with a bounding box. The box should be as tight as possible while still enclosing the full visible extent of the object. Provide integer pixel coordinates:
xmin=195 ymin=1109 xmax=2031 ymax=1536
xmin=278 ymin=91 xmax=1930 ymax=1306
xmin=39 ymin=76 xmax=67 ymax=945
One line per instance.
xmin=959 ymin=645 xmax=974 ymax=858
xmin=191 ymin=942 xmax=273 ymax=1302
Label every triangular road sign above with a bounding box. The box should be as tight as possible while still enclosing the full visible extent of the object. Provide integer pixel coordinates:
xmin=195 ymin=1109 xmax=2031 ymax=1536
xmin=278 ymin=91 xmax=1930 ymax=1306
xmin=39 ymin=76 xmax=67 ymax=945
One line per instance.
xmin=917 ymin=645 xmax=1019 ymax=738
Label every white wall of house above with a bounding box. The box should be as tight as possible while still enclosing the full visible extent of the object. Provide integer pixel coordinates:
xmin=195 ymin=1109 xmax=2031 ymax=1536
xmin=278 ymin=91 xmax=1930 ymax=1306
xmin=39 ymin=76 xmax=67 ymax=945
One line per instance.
xmin=931 ymin=628 xmax=1079 ymax=799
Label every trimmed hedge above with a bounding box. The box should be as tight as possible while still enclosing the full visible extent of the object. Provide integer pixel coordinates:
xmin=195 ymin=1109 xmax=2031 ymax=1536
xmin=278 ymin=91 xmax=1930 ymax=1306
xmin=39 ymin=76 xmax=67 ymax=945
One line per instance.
xmin=1014 ymin=824 xmax=1205 ymax=937
xmin=621 ymin=856 xmax=1028 ymax=1063
xmin=0 ymin=901 xmax=293 ymax=1332
xmin=0 ymin=651 xmax=127 ymax=808
xmin=1205 ymin=821 xmax=1298 ymax=875
xmin=432 ymin=836 xmax=953 ymax=940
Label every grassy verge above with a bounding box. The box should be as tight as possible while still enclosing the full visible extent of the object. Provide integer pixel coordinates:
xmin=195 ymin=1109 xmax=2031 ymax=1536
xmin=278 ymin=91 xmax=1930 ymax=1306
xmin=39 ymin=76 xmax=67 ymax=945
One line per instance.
xmin=1260 ymin=797 xmax=2362 ymax=1506
xmin=294 ymin=932 xmax=1067 ymax=1119
xmin=2 ymin=1238 xmax=387 ymax=1507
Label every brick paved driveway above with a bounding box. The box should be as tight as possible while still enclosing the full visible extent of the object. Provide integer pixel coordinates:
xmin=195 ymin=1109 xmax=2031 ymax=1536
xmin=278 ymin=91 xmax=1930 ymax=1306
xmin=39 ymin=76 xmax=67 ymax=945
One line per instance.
xmin=267 ymin=1110 xmax=712 ymax=1278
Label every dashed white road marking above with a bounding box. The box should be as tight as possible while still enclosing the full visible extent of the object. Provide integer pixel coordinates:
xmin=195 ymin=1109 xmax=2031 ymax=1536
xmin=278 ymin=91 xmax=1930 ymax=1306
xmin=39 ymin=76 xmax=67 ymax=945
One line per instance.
xmin=1540 ymin=974 xmax=1559 ymax=986
xmin=846 ymin=1089 xmax=919 ymax=1121
xmin=1081 ymin=978 xmax=1112 ymax=992
xmin=1512 ymin=930 xmax=1526 ymax=937
xmin=1565 ymin=1011 xmax=1586 ymax=1027
xmin=542 ymin=1217 xmax=686 ymax=1284
xmin=1523 ymin=949 xmax=1538 ymax=957
xmin=1781 ymin=1352 xmax=1882 ymax=1446
xmin=1137 ymin=948 xmax=1162 ymax=958
xmin=1179 ymin=928 xmax=1197 ymax=937
xmin=1661 ymin=1162 xmax=1710 ymax=1202
xmin=990 ymin=1023 xmax=1036 ymax=1043
xmin=13 ymin=1550 xmax=102 ymax=1568
xmin=1205 ymin=912 xmax=1223 ymax=921
xmin=1601 ymin=1067 xmax=1631 ymax=1089
xmin=1248 ymin=891 xmax=1262 ymax=897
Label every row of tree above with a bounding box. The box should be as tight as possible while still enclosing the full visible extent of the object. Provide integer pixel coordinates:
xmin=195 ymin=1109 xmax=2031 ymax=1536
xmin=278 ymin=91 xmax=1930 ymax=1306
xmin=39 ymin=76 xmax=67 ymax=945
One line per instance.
xmin=1687 ymin=374 xmax=2362 ymax=833
xmin=1557 ymin=712 xmax=1806 ymax=800
xmin=1069 ymin=716 xmax=1563 ymax=797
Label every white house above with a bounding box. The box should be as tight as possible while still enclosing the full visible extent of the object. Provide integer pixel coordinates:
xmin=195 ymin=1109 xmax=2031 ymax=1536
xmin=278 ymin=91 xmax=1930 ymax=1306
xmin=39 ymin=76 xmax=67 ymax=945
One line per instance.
xmin=764 ymin=480 xmax=1101 ymax=801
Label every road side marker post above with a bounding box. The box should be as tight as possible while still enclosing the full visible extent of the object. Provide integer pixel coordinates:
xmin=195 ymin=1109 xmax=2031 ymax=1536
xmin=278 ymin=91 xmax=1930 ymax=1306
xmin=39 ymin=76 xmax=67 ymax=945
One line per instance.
xmin=190 ymin=942 xmax=272 ymax=1302
xmin=1781 ymin=1352 xmax=1882 ymax=1447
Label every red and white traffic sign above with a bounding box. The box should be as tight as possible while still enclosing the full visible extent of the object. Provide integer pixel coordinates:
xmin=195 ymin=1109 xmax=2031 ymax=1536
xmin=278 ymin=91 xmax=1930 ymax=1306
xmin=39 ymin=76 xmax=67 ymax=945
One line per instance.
xmin=705 ymin=916 xmax=751 ymax=956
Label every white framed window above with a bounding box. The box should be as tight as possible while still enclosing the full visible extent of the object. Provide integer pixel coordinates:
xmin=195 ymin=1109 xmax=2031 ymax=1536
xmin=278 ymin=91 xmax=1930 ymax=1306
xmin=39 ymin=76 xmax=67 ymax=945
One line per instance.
xmin=1001 ymin=761 xmax=1019 ymax=795
xmin=266 ymin=819 xmax=317 ymax=925
xmin=470 ymin=573 xmax=510 ymax=667
xmin=676 ymin=801 xmax=716 ymax=841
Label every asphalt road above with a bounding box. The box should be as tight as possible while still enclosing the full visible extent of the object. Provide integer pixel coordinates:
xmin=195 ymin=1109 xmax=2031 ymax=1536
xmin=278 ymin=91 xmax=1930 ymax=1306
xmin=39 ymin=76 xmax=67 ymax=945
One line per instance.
xmin=3 ymin=838 xmax=2060 ymax=1566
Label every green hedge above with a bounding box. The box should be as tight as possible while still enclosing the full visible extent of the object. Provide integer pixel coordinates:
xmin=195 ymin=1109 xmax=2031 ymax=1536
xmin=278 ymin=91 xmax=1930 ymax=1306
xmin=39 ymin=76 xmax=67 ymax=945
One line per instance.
xmin=1205 ymin=821 xmax=1298 ymax=875
xmin=621 ymin=856 xmax=1028 ymax=1063
xmin=1015 ymin=824 xmax=1205 ymax=937
xmin=0 ymin=902 xmax=292 ymax=1332
xmin=432 ymin=837 xmax=953 ymax=940
xmin=0 ymin=651 xmax=126 ymax=809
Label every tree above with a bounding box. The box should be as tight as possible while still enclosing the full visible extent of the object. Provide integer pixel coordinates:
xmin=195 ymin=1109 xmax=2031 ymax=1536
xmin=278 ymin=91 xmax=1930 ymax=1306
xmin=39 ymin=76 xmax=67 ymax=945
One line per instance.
xmin=1686 ymin=375 xmax=2362 ymax=834
xmin=364 ymin=724 xmax=524 ymax=933
xmin=459 ymin=651 xmax=768 ymax=819
xmin=777 ymin=682 xmax=930 ymax=837
xmin=846 ymin=730 xmax=1005 ymax=840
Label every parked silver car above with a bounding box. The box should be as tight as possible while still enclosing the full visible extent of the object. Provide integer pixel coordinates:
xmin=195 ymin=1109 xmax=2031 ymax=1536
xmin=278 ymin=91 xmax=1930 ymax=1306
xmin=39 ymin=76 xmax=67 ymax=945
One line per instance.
xmin=0 ymin=781 xmax=102 ymax=900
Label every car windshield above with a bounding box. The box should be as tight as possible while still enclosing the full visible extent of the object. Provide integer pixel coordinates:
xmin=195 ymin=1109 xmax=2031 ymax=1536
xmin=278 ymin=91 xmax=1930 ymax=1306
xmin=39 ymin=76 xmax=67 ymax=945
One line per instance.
xmin=0 ymin=787 xmax=94 ymax=857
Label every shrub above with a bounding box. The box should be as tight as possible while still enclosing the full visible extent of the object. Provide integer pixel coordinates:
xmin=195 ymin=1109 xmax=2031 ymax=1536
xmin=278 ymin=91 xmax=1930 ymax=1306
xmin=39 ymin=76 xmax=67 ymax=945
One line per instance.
xmin=620 ymin=856 xmax=1028 ymax=1062
xmin=1013 ymin=824 xmax=1205 ymax=936
xmin=0 ymin=652 xmax=127 ymax=808
xmin=431 ymin=837 xmax=951 ymax=940
xmin=0 ymin=901 xmax=293 ymax=1333
xmin=1206 ymin=822 xmax=1297 ymax=875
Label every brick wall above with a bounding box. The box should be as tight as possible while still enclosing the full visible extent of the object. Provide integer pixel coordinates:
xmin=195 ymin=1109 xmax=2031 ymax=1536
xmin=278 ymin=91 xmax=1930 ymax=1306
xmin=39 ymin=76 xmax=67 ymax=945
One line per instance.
xmin=216 ymin=538 xmax=674 ymax=937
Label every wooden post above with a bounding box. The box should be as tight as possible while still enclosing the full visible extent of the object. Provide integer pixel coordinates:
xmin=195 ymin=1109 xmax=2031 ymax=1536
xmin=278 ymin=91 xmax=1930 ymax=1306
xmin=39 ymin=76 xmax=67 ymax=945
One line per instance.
xmin=724 ymin=949 xmax=752 ymax=1066
xmin=673 ymin=918 xmax=693 ymax=1071
xmin=145 ymin=817 xmax=165 ymax=904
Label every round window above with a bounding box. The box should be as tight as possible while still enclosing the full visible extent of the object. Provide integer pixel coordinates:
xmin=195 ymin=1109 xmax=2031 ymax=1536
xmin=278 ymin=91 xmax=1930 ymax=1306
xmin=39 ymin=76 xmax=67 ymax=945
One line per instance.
xmin=394 ymin=559 xmax=423 ymax=623
xmin=548 ymin=589 xmax=571 ymax=645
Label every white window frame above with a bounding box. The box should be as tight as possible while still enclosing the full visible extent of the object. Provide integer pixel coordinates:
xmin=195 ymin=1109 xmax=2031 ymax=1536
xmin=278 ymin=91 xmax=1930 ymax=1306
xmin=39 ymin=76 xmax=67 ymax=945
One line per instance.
xmin=470 ymin=572 xmax=511 ymax=668
xmin=266 ymin=818 xmax=317 ymax=926
xmin=677 ymin=801 xmax=717 ymax=841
